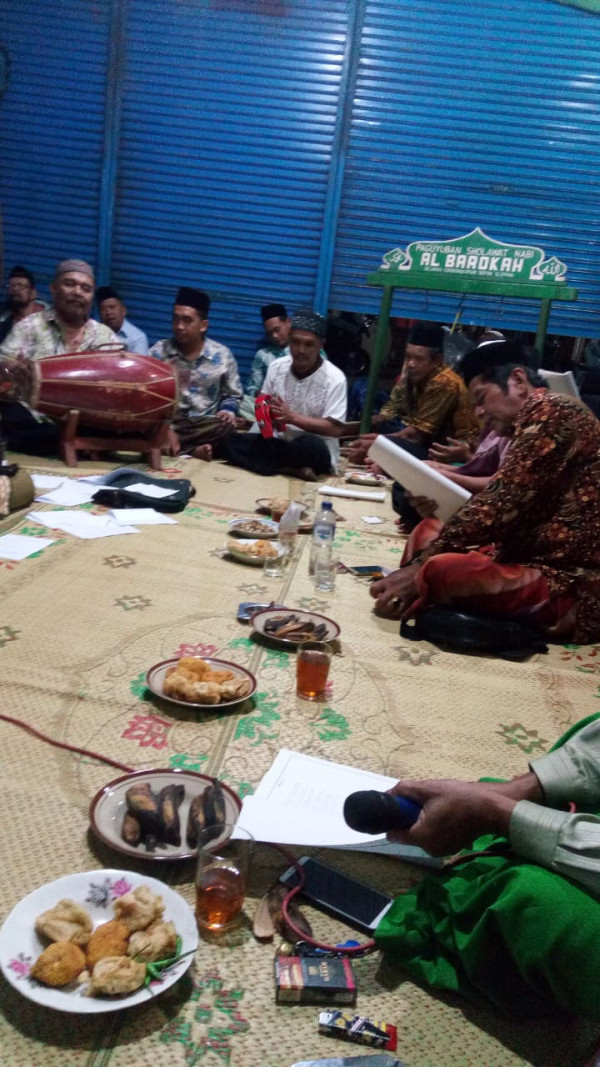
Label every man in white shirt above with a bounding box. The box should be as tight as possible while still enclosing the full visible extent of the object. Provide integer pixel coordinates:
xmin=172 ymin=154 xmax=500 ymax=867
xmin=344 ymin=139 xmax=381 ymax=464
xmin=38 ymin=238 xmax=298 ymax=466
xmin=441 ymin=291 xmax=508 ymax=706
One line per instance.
xmin=214 ymin=309 xmax=347 ymax=480
xmin=96 ymin=286 xmax=149 ymax=355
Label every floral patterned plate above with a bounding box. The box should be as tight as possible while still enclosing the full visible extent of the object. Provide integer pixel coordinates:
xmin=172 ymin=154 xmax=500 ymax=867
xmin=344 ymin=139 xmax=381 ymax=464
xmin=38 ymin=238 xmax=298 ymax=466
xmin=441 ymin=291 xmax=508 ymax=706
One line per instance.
xmin=90 ymin=768 xmax=241 ymax=861
xmin=146 ymin=656 xmax=257 ymax=710
xmin=0 ymin=869 xmax=198 ymax=1013
xmin=345 ymin=470 xmax=388 ymax=486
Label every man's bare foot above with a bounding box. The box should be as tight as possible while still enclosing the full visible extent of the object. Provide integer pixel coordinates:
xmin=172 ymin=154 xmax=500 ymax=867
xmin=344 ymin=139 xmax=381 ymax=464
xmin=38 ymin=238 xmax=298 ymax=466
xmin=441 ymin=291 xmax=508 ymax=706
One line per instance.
xmin=280 ymin=466 xmax=317 ymax=481
xmin=191 ymin=444 xmax=212 ymax=461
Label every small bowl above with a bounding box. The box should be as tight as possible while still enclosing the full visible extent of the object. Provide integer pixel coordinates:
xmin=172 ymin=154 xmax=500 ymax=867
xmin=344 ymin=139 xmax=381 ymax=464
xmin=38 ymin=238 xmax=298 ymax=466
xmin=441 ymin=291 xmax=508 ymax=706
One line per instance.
xmin=228 ymin=517 xmax=279 ymax=539
xmin=226 ymin=538 xmax=283 ymax=566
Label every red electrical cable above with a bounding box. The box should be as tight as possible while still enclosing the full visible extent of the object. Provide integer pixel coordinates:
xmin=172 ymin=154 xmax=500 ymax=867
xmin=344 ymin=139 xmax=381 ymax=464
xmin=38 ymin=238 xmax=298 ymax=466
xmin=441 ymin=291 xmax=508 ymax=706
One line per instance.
xmin=0 ymin=713 xmax=135 ymax=773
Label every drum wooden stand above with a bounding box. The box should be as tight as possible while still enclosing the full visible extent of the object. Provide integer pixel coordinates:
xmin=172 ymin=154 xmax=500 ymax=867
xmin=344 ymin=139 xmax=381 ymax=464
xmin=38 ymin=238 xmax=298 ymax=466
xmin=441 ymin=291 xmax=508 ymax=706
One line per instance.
xmin=60 ymin=410 xmax=170 ymax=469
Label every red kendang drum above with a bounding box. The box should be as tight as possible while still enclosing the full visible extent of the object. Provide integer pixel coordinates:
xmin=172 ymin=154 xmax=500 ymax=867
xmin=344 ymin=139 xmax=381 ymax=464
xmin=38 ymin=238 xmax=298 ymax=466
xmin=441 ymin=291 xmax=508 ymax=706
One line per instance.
xmin=28 ymin=348 xmax=179 ymax=432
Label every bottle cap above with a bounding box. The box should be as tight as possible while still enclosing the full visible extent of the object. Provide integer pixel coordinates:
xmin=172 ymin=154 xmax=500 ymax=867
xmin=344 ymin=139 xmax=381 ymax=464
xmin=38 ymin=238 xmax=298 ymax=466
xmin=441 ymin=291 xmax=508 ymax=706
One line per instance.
xmin=322 ymin=501 xmax=333 ymax=510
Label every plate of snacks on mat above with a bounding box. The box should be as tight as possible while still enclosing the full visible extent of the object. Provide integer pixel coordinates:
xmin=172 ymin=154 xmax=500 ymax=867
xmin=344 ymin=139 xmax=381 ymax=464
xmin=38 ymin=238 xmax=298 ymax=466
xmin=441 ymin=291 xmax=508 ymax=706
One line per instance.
xmin=251 ymin=607 xmax=340 ymax=646
xmin=226 ymin=537 xmax=283 ymax=565
xmin=0 ymin=869 xmax=198 ymax=1012
xmin=345 ymin=470 xmax=388 ymax=486
xmin=146 ymin=655 xmax=256 ymax=708
xmin=255 ymin=498 xmax=313 ymax=530
xmin=90 ymin=769 xmax=241 ymax=861
xmin=228 ymin=517 xmax=279 ymax=538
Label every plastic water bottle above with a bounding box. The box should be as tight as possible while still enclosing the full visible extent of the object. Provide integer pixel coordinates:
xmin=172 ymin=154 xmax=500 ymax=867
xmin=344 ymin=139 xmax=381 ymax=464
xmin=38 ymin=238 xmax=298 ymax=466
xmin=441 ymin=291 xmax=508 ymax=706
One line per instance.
xmin=309 ymin=500 xmax=336 ymax=576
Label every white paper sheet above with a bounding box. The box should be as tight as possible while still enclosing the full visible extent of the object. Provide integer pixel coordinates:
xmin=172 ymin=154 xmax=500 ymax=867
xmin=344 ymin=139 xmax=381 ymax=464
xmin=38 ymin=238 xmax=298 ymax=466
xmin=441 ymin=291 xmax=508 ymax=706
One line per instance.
xmin=361 ymin=515 xmax=384 ymax=524
xmin=317 ymin=485 xmax=386 ymax=502
xmin=368 ymin=436 xmax=471 ymax=523
xmin=35 ymin=481 xmax=97 ymax=506
xmin=110 ymin=508 xmax=177 ymax=525
xmin=31 ymin=474 xmax=65 ymax=490
xmin=122 ymin=482 xmax=176 ymax=499
xmin=236 ymin=749 xmax=441 ymax=868
xmin=0 ymin=533 xmax=55 ymax=560
xmin=26 ymin=511 xmax=140 ymax=539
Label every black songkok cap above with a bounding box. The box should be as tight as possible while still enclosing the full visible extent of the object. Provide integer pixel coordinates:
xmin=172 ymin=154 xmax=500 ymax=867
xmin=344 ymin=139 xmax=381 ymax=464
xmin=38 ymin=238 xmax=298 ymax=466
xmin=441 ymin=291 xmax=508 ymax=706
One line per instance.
xmin=261 ymin=303 xmax=287 ymax=321
xmin=407 ymin=321 xmax=445 ymax=351
xmin=96 ymin=285 xmax=121 ymax=304
xmin=9 ymin=265 xmax=35 ymax=286
xmin=175 ymin=287 xmax=210 ymax=317
xmin=460 ymin=340 xmax=532 ymax=385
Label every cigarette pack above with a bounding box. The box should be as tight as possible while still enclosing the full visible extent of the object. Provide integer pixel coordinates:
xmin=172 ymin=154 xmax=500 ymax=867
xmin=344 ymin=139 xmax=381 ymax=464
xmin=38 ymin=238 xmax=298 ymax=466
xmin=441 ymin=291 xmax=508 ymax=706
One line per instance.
xmin=318 ymin=1009 xmax=398 ymax=1051
xmin=275 ymin=955 xmax=356 ymax=1006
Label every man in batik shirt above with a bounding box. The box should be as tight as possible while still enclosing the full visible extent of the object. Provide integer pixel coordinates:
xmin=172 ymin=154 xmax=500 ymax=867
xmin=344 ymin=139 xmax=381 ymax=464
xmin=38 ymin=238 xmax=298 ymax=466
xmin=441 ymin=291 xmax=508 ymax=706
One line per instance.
xmin=0 ymin=258 xmax=118 ymax=452
xmin=371 ymin=341 xmax=600 ymax=643
xmin=149 ymin=287 xmax=242 ymax=458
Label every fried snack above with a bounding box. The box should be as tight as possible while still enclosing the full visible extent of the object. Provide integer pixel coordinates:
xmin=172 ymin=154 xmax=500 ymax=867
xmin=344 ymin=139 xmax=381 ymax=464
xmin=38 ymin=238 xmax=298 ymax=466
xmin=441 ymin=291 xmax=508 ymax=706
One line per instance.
xmin=124 ymin=783 xmax=162 ymax=843
xmin=127 ymin=920 xmax=177 ymax=963
xmin=86 ymin=920 xmax=130 ymax=969
xmin=121 ymin=812 xmax=141 ymax=847
xmin=86 ymin=955 xmax=147 ymax=996
xmin=176 ymin=657 xmax=211 ymax=678
xmin=158 ymin=784 xmax=182 ymax=846
xmin=113 ymin=885 xmax=165 ymax=933
xmin=31 ymin=940 xmax=87 ymax=987
xmin=207 ymin=668 xmax=235 ymax=684
xmin=35 ymin=899 xmax=93 ymax=947
xmin=270 ymin=497 xmax=290 ymax=514
xmin=228 ymin=538 xmax=278 ymax=559
xmin=219 ymin=677 xmax=252 ymax=701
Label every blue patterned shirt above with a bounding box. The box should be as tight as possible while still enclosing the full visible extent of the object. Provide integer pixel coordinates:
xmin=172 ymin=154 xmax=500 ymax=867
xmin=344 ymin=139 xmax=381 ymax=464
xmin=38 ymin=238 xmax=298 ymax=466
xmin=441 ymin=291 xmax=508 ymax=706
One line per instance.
xmin=149 ymin=336 xmax=242 ymax=417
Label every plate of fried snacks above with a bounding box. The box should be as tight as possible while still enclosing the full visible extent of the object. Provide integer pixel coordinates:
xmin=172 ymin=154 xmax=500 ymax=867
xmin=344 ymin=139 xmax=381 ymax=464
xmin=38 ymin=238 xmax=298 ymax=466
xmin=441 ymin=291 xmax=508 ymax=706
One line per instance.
xmin=251 ymin=607 xmax=340 ymax=646
xmin=0 ymin=869 xmax=198 ymax=1012
xmin=345 ymin=470 xmax=388 ymax=486
xmin=147 ymin=656 xmax=256 ymax=708
xmin=90 ymin=769 xmax=241 ymax=861
xmin=226 ymin=537 xmax=283 ymax=565
xmin=255 ymin=498 xmax=313 ymax=530
xmin=228 ymin=517 xmax=279 ymax=538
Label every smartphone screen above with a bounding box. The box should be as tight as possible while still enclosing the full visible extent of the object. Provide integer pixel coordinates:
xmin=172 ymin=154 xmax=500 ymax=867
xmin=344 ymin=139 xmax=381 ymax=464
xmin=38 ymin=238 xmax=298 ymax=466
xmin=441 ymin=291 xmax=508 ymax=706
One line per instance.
xmin=348 ymin=565 xmax=385 ymax=580
xmin=279 ymin=857 xmax=393 ymax=933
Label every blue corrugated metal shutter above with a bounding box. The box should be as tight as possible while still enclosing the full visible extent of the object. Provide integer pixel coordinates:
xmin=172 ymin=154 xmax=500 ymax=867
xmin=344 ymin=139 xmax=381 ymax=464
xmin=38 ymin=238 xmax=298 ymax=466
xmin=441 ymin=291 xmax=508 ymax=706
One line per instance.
xmin=0 ymin=0 xmax=110 ymax=299
xmin=111 ymin=0 xmax=350 ymax=376
xmin=330 ymin=0 xmax=600 ymax=336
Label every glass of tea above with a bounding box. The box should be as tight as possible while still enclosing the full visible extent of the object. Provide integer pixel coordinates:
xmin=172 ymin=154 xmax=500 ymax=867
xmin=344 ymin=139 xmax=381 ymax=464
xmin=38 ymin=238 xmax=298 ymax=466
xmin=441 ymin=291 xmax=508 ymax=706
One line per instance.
xmin=296 ymin=640 xmax=332 ymax=701
xmin=195 ymin=825 xmax=254 ymax=933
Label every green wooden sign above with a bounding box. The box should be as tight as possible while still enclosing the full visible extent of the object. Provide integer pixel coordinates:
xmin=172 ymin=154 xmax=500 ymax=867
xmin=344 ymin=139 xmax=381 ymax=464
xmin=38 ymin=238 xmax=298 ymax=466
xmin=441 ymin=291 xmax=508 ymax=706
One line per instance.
xmin=369 ymin=228 xmax=576 ymax=300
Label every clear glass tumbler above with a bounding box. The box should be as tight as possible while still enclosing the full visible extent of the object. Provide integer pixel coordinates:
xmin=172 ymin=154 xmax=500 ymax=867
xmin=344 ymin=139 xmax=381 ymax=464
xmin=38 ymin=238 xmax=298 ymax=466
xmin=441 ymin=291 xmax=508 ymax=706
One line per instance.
xmin=195 ymin=825 xmax=254 ymax=933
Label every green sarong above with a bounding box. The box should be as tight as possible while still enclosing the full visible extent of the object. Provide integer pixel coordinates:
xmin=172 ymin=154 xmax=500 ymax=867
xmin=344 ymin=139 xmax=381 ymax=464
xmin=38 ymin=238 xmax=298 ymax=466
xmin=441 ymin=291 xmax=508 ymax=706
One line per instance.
xmin=375 ymin=714 xmax=600 ymax=1018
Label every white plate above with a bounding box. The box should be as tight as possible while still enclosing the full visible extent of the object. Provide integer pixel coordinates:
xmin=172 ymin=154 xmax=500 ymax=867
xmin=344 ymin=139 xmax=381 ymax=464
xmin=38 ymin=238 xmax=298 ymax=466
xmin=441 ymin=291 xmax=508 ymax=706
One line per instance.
xmin=251 ymin=607 xmax=340 ymax=646
xmin=226 ymin=538 xmax=283 ymax=566
xmin=146 ymin=657 xmax=257 ymax=709
xmin=90 ymin=769 xmax=242 ymax=861
xmin=345 ymin=471 xmax=388 ymax=486
xmin=0 ymin=869 xmax=198 ymax=1013
xmin=228 ymin=517 xmax=279 ymax=539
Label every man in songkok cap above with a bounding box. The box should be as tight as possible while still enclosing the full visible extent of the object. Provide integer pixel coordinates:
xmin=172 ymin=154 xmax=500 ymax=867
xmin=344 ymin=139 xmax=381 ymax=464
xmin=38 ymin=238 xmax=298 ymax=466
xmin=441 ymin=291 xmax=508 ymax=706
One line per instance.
xmin=0 ymin=259 xmax=118 ymax=452
xmin=370 ymin=339 xmax=600 ymax=644
xmin=96 ymin=285 xmax=148 ymax=355
xmin=149 ymin=287 xmax=242 ymax=457
xmin=349 ymin=321 xmax=479 ymax=465
xmin=0 ymin=266 xmax=47 ymax=345
xmin=237 ymin=303 xmax=292 ymax=423
xmin=215 ymin=308 xmax=347 ymax=480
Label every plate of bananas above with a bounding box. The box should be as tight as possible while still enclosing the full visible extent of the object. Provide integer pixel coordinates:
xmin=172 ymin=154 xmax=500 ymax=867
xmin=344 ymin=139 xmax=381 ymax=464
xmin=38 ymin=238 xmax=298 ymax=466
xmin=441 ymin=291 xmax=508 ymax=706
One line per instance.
xmin=90 ymin=769 xmax=242 ymax=861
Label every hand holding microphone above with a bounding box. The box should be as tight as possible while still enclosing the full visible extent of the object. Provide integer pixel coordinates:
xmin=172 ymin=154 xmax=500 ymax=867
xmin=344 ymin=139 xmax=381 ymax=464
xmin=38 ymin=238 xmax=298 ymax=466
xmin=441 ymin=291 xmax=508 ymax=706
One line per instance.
xmin=343 ymin=790 xmax=422 ymax=834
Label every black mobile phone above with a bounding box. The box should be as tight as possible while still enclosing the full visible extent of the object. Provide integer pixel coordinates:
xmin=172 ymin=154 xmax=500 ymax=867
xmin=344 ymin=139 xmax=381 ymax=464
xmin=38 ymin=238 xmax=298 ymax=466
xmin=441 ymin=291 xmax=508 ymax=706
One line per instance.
xmin=237 ymin=601 xmax=285 ymax=623
xmin=279 ymin=857 xmax=393 ymax=933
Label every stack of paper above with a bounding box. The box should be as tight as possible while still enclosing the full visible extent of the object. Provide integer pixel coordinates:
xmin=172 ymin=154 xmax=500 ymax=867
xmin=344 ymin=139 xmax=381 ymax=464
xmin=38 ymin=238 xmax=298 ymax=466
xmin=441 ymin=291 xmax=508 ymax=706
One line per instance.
xmin=318 ymin=485 xmax=386 ymax=503
xmin=237 ymin=749 xmax=441 ymax=868
xmin=0 ymin=533 xmax=55 ymax=560
xmin=26 ymin=511 xmax=139 ymax=539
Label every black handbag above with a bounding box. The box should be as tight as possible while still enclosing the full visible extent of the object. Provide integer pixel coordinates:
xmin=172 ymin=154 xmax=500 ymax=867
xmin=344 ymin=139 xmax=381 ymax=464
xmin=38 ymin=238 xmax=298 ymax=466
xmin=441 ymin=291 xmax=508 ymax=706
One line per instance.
xmin=401 ymin=605 xmax=548 ymax=661
xmin=92 ymin=468 xmax=195 ymax=513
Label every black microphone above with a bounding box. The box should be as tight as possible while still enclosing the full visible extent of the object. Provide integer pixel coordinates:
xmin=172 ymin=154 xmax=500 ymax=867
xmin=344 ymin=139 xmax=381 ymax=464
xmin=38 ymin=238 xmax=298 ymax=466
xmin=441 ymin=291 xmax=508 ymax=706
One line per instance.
xmin=343 ymin=790 xmax=421 ymax=834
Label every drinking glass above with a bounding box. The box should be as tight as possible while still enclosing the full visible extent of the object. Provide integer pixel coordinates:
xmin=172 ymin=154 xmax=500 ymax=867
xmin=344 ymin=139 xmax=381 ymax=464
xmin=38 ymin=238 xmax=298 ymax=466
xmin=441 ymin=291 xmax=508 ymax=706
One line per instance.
xmin=263 ymin=549 xmax=285 ymax=578
xmin=195 ymin=825 xmax=253 ymax=932
xmin=296 ymin=640 xmax=332 ymax=701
